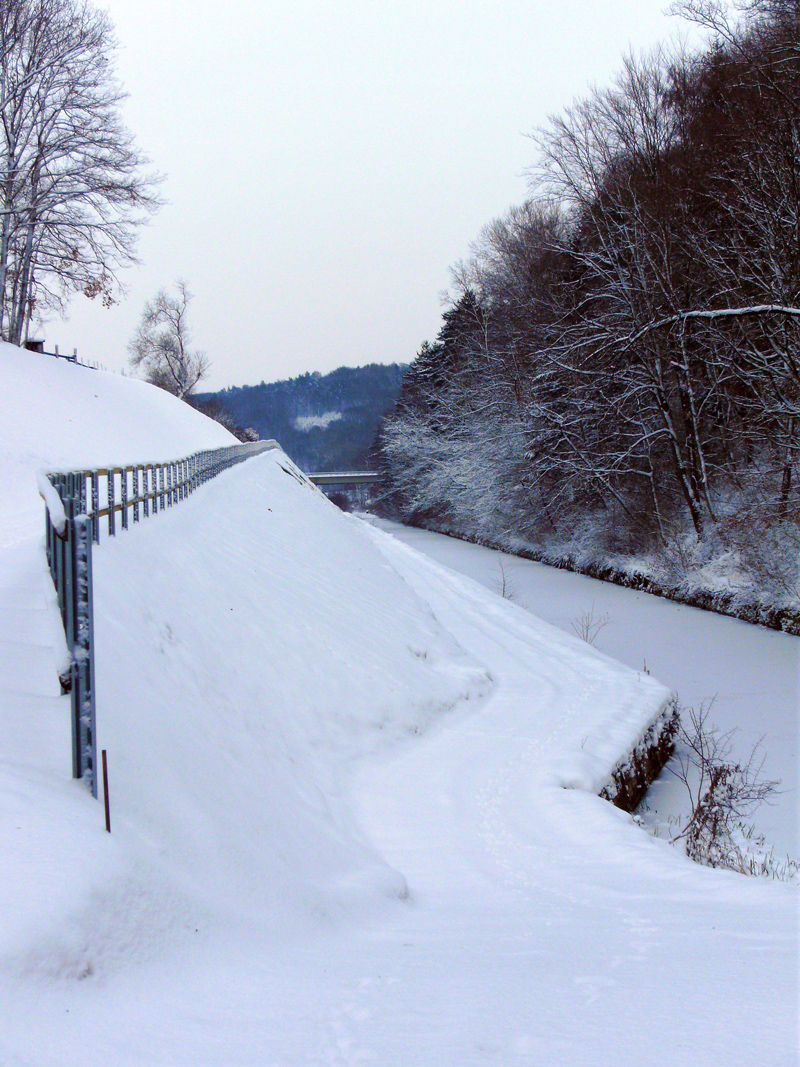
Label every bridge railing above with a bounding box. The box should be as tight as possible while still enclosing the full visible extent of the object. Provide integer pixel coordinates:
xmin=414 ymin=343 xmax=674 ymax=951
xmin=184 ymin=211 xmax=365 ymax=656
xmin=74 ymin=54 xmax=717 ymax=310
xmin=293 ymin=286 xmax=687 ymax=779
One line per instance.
xmin=307 ymin=471 xmax=381 ymax=486
xmin=39 ymin=439 xmax=279 ymax=797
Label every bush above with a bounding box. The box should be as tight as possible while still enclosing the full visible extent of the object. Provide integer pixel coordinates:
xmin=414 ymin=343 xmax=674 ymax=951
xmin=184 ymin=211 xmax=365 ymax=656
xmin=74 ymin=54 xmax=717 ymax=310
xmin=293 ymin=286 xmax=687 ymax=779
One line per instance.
xmin=666 ymin=700 xmax=787 ymax=876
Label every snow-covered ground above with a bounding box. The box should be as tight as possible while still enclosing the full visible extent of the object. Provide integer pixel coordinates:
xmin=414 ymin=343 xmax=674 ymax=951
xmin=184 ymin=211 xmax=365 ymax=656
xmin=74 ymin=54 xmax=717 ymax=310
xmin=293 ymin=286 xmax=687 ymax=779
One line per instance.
xmin=0 ymin=345 xmax=796 ymax=1065
xmin=375 ymin=520 xmax=799 ymax=862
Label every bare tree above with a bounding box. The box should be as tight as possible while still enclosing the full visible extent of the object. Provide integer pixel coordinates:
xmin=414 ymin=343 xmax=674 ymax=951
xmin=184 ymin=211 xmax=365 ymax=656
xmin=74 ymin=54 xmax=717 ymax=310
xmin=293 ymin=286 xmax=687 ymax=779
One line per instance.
xmin=377 ymin=0 xmax=800 ymax=600
xmin=129 ymin=281 xmax=210 ymax=399
xmin=530 ymin=47 xmax=726 ymax=538
xmin=0 ymin=0 xmax=161 ymax=344
xmin=667 ymin=701 xmax=781 ymax=873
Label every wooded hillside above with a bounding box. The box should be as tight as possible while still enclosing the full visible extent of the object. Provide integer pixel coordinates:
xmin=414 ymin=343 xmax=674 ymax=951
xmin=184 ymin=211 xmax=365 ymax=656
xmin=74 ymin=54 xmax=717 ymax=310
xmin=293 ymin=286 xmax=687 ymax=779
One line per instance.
xmin=378 ymin=1 xmax=800 ymax=622
xmin=198 ymin=363 xmax=406 ymax=472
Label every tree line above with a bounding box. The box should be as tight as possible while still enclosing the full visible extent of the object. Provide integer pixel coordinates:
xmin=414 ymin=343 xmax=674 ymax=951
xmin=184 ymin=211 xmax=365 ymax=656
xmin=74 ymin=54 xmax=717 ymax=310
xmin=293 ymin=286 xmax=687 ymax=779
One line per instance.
xmin=198 ymin=363 xmax=407 ymax=471
xmin=379 ymin=0 xmax=800 ymax=604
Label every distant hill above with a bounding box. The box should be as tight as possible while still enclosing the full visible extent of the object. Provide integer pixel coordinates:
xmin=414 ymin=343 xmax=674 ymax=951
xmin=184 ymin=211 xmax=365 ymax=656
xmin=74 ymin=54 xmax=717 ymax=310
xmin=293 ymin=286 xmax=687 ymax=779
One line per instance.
xmin=196 ymin=363 xmax=407 ymax=472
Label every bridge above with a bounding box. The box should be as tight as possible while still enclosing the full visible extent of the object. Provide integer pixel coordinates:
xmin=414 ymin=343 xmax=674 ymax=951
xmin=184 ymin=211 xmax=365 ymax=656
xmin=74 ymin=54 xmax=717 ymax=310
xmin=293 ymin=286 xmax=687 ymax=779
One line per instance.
xmin=307 ymin=470 xmax=381 ymax=509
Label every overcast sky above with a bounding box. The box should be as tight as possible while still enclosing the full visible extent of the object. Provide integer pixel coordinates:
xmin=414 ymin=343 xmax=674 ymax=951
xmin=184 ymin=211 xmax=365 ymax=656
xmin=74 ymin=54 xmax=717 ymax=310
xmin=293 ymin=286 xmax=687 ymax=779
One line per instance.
xmin=50 ymin=1 xmax=710 ymax=391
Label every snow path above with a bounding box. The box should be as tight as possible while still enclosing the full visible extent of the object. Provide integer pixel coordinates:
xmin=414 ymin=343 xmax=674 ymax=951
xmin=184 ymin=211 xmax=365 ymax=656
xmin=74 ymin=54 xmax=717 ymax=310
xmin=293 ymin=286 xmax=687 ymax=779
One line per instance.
xmin=345 ymin=526 xmax=798 ymax=1065
xmin=375 ymin=519 xmax=800 ymax=859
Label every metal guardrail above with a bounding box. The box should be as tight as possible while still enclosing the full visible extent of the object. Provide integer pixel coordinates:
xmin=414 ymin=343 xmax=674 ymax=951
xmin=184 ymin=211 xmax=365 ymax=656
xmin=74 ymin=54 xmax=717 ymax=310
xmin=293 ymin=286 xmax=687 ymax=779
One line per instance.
xmin=40 ymin=440 xmax=278 ymax=797
xmin=25 ymin=341 xmax=80 ymax=364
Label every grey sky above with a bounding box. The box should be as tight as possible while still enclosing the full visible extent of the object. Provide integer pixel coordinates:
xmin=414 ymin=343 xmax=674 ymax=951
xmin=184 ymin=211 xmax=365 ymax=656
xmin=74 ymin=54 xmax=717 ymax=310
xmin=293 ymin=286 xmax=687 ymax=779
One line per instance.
xmin=52 ymin=1 xmax=708 ymax=390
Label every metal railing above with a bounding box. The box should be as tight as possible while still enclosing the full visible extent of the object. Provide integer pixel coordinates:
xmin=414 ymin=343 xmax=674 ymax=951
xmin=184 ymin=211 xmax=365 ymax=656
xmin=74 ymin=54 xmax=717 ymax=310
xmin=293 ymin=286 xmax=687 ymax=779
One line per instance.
xmin=41 ymin=439 xmax=278 ymax=796
xmin=25 ymin=341 xmax=81 ymax=364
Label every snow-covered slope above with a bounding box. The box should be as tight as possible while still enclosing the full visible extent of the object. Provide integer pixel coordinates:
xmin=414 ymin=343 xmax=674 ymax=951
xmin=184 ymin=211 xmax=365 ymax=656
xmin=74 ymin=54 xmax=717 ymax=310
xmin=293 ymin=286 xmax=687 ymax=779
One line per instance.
xmin=0 ymin=345 xmax=795 ymax=1066
xmin=0 ymin=343 xmax=237 ymax=548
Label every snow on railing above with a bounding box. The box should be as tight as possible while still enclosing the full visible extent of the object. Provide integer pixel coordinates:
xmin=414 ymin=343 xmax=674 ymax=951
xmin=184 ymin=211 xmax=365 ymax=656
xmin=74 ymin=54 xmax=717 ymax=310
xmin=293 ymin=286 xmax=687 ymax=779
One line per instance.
xmin=40 ymin=439 xmax=279 ymax=798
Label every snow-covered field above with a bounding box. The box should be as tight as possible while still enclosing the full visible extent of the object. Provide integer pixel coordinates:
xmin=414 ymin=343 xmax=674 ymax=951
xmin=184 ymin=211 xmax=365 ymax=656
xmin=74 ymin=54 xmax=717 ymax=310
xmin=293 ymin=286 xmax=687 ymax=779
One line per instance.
xmin=0 ymin=345 xmax=797 ymax=1065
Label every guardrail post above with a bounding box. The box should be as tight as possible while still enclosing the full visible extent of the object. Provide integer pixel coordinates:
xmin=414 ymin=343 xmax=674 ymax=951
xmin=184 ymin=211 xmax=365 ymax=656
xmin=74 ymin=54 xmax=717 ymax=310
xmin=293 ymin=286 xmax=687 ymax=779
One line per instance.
xmin=91 ymin=471 xmax=100 ymax=543
xmin=42 ymin=472 xmax=97 ymax=796
xmin=52 ymin=474 xmax=67 ymax=622
xmin=72 ymin=498 xmax=97 ymax=797
xmin=120 ymin=467 xmax=128 ymax=530
xmin=108 ymin=469 xmax=116 ymax=536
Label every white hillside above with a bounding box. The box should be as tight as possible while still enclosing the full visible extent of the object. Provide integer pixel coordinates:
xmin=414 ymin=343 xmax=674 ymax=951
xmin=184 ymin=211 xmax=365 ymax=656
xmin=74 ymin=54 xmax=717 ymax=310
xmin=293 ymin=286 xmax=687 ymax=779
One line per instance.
xmin=0 ymin=345 xmax=795 ymax=1067
xmin=0 ymin=343 xmax=236 ymax=547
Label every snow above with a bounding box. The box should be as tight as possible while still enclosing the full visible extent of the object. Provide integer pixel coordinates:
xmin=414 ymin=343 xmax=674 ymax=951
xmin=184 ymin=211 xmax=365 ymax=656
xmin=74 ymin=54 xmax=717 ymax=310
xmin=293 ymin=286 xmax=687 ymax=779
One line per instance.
xmin=0 ymin=344 xmax=235 ymax=548
xmin=0 ymin=343 xmax=796 ymax=1065
xmin=375 ymin=519 xmax=799 ymax=861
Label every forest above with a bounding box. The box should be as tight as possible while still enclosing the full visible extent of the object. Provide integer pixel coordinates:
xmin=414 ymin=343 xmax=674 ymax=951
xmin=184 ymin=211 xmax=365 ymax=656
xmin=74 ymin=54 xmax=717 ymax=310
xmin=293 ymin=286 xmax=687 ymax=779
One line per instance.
xmin=378 ymin=0 xmax=800 ymax=626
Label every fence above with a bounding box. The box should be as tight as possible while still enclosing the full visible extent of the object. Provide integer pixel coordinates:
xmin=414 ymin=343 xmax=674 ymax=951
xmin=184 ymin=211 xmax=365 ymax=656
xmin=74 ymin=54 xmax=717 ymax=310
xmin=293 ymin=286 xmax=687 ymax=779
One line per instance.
xmin=45 ymin=346 xmax=78 ymax=364
xmin=25 ymin=341 xmax=80 ymax=364
xmin=40 ymin=440 xmax=278 ymax=797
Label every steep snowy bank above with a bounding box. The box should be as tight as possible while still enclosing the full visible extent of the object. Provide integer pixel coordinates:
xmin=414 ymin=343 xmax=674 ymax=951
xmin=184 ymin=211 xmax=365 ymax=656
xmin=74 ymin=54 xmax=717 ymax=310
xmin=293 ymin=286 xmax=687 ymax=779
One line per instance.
xmin=88 ymin=455 xmax=495 ymax=938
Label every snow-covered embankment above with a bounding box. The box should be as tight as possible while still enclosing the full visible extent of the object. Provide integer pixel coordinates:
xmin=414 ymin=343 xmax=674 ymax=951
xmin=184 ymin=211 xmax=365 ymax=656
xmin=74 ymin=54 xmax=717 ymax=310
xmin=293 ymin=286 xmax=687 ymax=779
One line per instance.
xmin=0 ymin=342 xmax=670 ymax=971
xmin=5 ymin=343 xmax=792 ymax=1066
